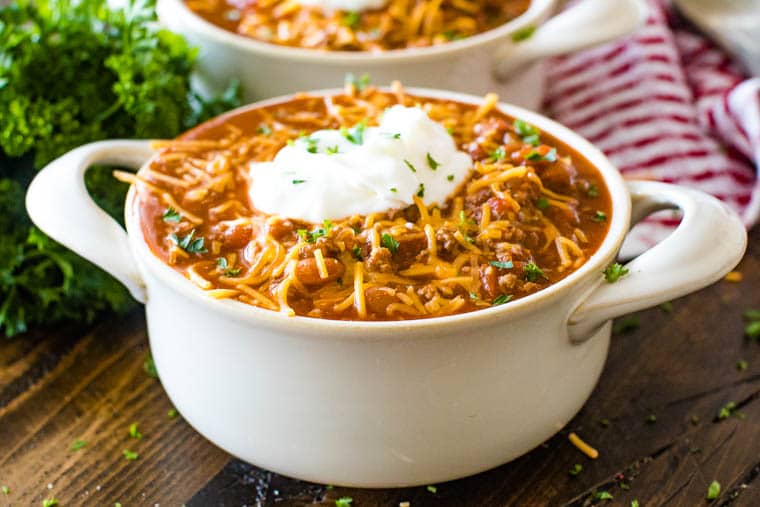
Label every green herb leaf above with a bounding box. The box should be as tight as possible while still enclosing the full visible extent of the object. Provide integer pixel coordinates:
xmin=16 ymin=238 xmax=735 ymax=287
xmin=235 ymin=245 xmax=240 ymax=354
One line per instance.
xmin=217 ymin=257 xmax=228 ymax=269
xmin=381 ymin=233 xmax=399 ymax=254
xmin=335 ymin=497 xmax=353 ymax=507
xmin=524 ymin=262 xmax=546 ymax=282
xmin=613 ymin=315 xmax=640 ymax=334
xmin=568 ymin=463 xmax=583 ymax=476
xmin=599 ymin=418 xmax=610 ymax=427
xmin=603 ymin=263 xmax=629 ymax=283
xmin=162 ymin=207 xmax=181 ymax=222
xmin=381 ymin=132 xmax=401 ymax=139
xmin=594 ymin=210 xmax=607 ymax=222
xmin=170 ymin=229 xmax=207 ymax=254
xmin=737 ymin=360 xmax=748 ymax=371
xmin=492 ymin=294 xmax=512 ymax=306
xmin=745 ymin=320 xmax=760 ymax=339
xmin=514 ymin=119 xmax=540 ymax=146
xmin=646 ymin=414 xmax=657 ymax=424
xmin=352 ymin=246 xmax=363 ymax=260
xmin=536 ymin=197 xmax=549 ymax=210
xmin=123 ymin=449 xmax=139 ymax=461
xmin=341 ymin=121 xmax=366 ymax=145
xmin=342 ymin=11 xmax=360 ymax=28
xmin=426 ymin=485 xmax=438 ymax=494
xmin=706 ymin=480 xmax=721 ymax=500
xmin=588 ymin=183 xmax=599 ymax=198
xmin=631 ymin=500 xmax=640 ymax=507
xmin=659 ymin=301 xmax=674 ymax=313
xmin=224 ymin=267 xmax=241 ymax=277
xmin=257 ymin=124 xmax=272 ymax=136
xmin=404 ymin=159 xmax=417 ymax=173
xmin=129 ymin=422 xmax=142 ymax=440
xmin=512 ymin=25 xmax=536 ymax=42
xmin=416 ymin=182 xmax=425 ymax=198
xmin=717 ymin=401 xmax=737 ymax=420
xmin=489 ymin=146 xmax=506 ymax=161
xmin=390 ymin=187 xmax=398 ymax=193
xmin=743 ymin=309 xmax=760 ymax=321
xmin=447 ymin=174 xmax=454 ymax=182
xmin=426 ymin=153 xmax=440 ymax=170
xmin=298 ymin=220 xmax=333 ymax=243
xmin=526 ymin=147 xmax=558 ymax=162
xmin=1 ymin=486 xmax=8 ymax=495
xmin=143 ymin=353 xmax=158 ymax=379
xmin=595 ymin=491 xmax=614 ymax=501
xmin=168 ymin=408 xmax=179 ymax=419
xmin=326 ymin=145 xmax=339 ymax=155
xmin=42 ymin=498 xmax=58 ymax=507
xmin=70 ymin=439 xmax=87 ymax=451
xmin=489 ymin=260 xmax=514 ymax=269
xmin=292 ymin=179 xmax=306 ymax=184
xmin=344 ymin=72 xmax=370 ymax=91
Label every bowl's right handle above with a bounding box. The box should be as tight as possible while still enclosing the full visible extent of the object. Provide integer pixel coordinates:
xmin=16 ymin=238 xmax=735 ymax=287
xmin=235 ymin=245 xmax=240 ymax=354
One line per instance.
xmin=25 ymin=141 xmax=155 ymax=304
xmin=568 ymin=181 xmax=748 ymax=343
xmin=493 ymin=0 xmax=649 ymax=80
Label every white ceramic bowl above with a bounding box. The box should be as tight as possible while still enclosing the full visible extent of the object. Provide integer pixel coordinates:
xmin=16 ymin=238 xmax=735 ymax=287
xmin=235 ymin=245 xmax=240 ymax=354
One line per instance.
xmin=157 ymin=0 xmax=648 ymax=109
xmin=26 ymin=88 xmax=746 ymax=487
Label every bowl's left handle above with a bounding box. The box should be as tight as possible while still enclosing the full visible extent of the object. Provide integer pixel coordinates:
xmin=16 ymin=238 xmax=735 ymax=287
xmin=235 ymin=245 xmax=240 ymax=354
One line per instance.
xmin=493 ymin=0 xmax=648 ymax=79
xmin=26 ymin=140 xmax=155 ymax=303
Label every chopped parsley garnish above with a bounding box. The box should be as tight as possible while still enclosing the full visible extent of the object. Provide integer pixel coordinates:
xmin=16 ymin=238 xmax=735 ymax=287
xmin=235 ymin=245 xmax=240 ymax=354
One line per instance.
xmin=302 ymin=136 xmax=319 ymax=153
xmin=743 ymin=309 xmax=760 ymax=320
xmin=489 ymin=260 xmax=514 ymax=269
xmin=526 ymin=147 xmax=557 ymax=162
xmin=416 ymin=182 xmax=425 ymax=198
xmin=143 ymin=353 xmax=158 ymax=378
xmin=458 ymin=210 xmax=476 ymax=243
xmin=631 ymin=500 xmax=640 ymax=507
xmin=469 ymin=292 xmax=480 ymax=301
xmin=70 ymin=440 xmax=87 ymax=451
xmin=351 ymin=246 xmax=363 ymax=260
xmin=489 ymin=146 xmax=506 ymax=161
xmin=342 ymin=11 xmax=360 ymax=28
xmin=1 ymin=486 xmax=8 ymax=495
xmin=646 ymin=414 xmax=657 ymax=424
xmin=745 ymin=310 xmax=760 ymax=339
xmin=168 ymin=408 xmax=179 ymax=419
xmin=568 ymin=463 xmax=583 ymax=476
xmin=224 ymin=267 xmax=241 ymax=277
xmin=257 ymin=124 xmax=272 ymax=136
xmin=390 ymin=187 xmax=398 ymax=193
xmin=514 ymin=119 xmax=540 ymax=146
xmin=588 ymin=183 xmax=599 ymax=197
xmin=536 ymin=197 xmax=549 ymax=210
xmin=340 ymin=121 xmax=366 ymax=145
xmin=42 ymin=498 xmax=58 ymax=507
xmin=404 ymin=159 xmax=417 ymax=172
xmin=603 ymin=263 xmax=629 ymax=283
xmin=426 ymin=485 xmax=438 ymax=494
xmin=447 ymin=174 xmax=454 ymax=181
xmin=216 ymin=257 xmax=228 ymax=269
xmin=129 ymin=422 xmax=142 ymax=439
xmin=162 ymin=207 xmax=181 ymax=222
xmin=344 ymin=72 xmax=370 ymax=91
xmin=123 ymin=449 xmax=139 ymax=461
xmin=217 ymin=258 xmax=240 ymax=276
xmin=286 ymin=139 xmax=295 ymax=146
xmin=381 ymin=132 xmax=401 ymax=139
xmin=595 ymin=491 xmax=614 ymax=501
xmin=335 ymin=497 xmax=353 ymax=507
xmin=381 ymin=233 xmax=399 ymax=254
xmin=511 ymin=25 xmax=536 ymax=42
xmin=613 ymin=315 xmax=640 ymax=334
xmin=292 ymin=179 xmax=306 ymax=184
xmin=659 ymin=301 xmax=674 ymax=313
xmin=594 ymin=210 xmax=607 ymax=222
xmin=298 ymin=220 xmax=333 ymax=243
xmin=492 ymin=294 xmax=512 ymax=306
xmin=737 ymin=360 xmax=748 ymax=371
xmin=326 ymin=145 xmax=340 ymax=155
xmin=706 ymin=480 xmax=721 ymax=500
xmin=717 ymin=401 xmax=737 ymax=420
xmin=426 ymin=153 xmax=440 ymax=170
xmin=524 ymin=262 xmax=546 ymax=282
xmin=170 ymin=229 xmax=207 ymax=254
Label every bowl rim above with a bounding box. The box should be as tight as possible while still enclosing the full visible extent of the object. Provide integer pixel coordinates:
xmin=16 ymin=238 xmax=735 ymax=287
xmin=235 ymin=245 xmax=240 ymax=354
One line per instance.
xmin=125 ymin=86 xmax=632 ymax=335
xmin=156 ymin=0 xmax=557 ymax=63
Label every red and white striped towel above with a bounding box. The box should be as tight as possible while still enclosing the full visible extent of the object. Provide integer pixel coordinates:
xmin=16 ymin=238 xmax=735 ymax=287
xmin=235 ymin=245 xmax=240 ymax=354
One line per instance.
xmin=545 ymin=0 xmax=760 ymax=257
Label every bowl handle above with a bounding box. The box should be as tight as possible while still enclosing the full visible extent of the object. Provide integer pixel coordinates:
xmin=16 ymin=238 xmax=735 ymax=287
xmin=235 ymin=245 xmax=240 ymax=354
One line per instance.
xmin=25 ymin=141 xmax=155 ymax=304
xmin=567 ymin=181 xmax=747 ymax=343
xmin=493 ymin=0 xmax=648 ymax=80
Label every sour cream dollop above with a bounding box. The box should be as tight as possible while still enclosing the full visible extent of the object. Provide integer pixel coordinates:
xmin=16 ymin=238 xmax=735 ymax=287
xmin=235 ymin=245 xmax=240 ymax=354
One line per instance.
xmin=248 ymin=105 xmax=473 ymax=223
xmin=297 ymin=0 xmax=387 ymax=13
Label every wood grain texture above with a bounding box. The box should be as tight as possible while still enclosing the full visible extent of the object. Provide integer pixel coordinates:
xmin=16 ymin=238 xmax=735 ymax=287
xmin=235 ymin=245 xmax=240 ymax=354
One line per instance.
xmin=1 ymin=230 xmax=758 ymax=506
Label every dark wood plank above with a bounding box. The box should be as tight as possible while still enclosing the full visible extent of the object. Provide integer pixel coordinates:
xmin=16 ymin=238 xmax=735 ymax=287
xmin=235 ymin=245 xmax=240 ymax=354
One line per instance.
xmin=1 ymin=230 xmax=758 ymax=506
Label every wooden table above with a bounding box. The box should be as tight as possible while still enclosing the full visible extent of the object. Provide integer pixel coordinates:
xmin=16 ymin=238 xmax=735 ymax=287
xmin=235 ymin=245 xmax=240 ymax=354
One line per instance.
xmin=1 ymin=230 xmax=758 ymax=507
